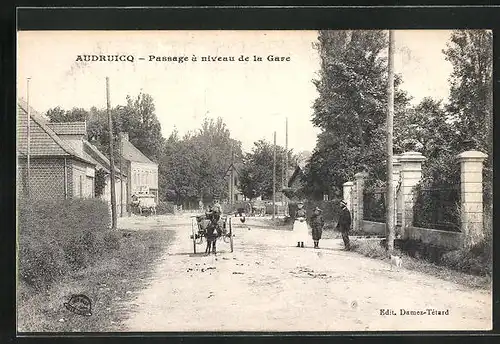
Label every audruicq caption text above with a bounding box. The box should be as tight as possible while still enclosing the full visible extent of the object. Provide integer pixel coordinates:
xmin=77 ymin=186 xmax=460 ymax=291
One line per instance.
xmin=75 ymin=54 xmax=291 ymax=63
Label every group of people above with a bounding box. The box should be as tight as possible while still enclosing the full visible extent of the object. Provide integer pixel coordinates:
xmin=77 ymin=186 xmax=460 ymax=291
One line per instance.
xmin=292 ymin=200 xmax=352 ymax=250
xmin=202 ymin=197 xmax=353 ymax=251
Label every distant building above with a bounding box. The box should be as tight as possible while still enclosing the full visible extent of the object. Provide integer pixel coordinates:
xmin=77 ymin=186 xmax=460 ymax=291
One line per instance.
xmin=119 ymin=133 xmax=159 ymax=206
xmin=229 ymin=162 xmax=245 ymax=202
xmin=285 ymin=164 xmax=306 ymax=201
xmin=83 ymin=140 xmax=128 ymax=216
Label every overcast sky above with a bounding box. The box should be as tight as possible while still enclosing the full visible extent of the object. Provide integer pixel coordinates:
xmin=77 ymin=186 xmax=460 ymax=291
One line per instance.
xmin=17 ymin=30 xmax=454 ymax=153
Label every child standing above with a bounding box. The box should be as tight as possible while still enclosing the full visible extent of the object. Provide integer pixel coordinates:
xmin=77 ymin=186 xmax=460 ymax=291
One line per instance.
xmin=310 ymin=207 xmax=324 ymax=249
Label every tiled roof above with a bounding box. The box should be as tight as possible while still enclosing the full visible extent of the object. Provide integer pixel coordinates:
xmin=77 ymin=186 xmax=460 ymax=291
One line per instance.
xmin=47 ymin=122 xmax=87 ymax=135
xmin=17 ymin=101 xmax=94 ymax=165
xmin=121 ymin=139 xmax=156 ymax=165
xmin=287 ymin=165 xmax=304 ymax=187
xmin=83 ymin=140 xmax=126 ymax=176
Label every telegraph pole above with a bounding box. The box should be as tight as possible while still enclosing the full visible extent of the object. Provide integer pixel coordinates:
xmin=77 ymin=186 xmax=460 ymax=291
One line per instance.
xmin=272 ymin=131 xmax=276 ymax=219
xmin=26 ymin=78 xmax=31 ymax=198
xmin=106 ymin=77 xmax=117 ymax=229
xmin=281 ymin=149 xmax=285 ymax=204
xmin=386 ymin=30 xmax=396 ymax=252
xmin=230 ymin=144 xmax=235 ymax=205
xmin=284 ymin=117 xmax=289 ymax=215
xmin=120 ymin=132 xmax=124 ymax=217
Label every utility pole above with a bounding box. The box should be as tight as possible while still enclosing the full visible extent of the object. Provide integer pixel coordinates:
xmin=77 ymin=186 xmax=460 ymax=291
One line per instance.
xmin=273 ymin=131 xmax=276 ymax=220
xmin=106 ymin=77 xmax=117 ymax=229
xmin=120 ymin=132 xmax=123 ymax=217
xmin=228 ymin=145 xmax=233 ymax=205
xmin=230 ymin=144 xmax=235 ymax=205
xmin=26 ymin=78 xmax=31 ymax=198
xmin=284 ymin=117 xmax=288 ymax=215
xmin=386 ymin=30 xmax=396 ymax=252
xmin=281 ymin=149 xmax=285 ymax=205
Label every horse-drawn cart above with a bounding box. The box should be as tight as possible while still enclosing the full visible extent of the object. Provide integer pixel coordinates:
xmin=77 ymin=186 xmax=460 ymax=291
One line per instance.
xmin=190 ymin=214 xmax=234 ymax=254
xmin=131 ymin=193 xmax=157 ymax=215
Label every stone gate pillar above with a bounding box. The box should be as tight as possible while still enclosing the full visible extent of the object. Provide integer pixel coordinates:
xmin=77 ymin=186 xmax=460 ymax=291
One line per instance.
xmin=353 ymin=172 xmax=368 ymax=232
xmin=342 ymin=181 xmax=354 ymax=213
xmin=457 ymin=150 xmax=487 ymax=248
xmin=399 ymin=152 xmax=426 ymax=239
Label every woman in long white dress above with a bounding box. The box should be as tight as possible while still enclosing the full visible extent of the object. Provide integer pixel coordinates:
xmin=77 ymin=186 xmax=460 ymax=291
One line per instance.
xmin=293 ymin=202 xmax=308 ymax=248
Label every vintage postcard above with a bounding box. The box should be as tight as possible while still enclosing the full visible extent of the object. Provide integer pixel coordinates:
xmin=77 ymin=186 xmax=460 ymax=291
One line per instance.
xmin=16 ymin=29 xmax=492 ymax=332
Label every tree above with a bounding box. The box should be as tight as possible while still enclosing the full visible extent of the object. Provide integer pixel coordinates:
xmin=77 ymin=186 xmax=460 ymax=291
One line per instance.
xmin=443 ymin=30 xmax=493 ymax=247
xmin=158 ymin=117 xmax=243 ymax=205
xmin=45 ymin=93 xmax=165 ymax=166
xmin=239 ymin=139 xmax=295 ymax=200
xmin=46 ymin=106 xmax=87 ymax=122
xmin=394 ymin=97 xmax=461 ymax=185
xmin=122 ymin=93 xmax=165 ymax=163
xmin=305 ymin=30 xmax=411 ymax=198
xmin=443 ymin=30 xmax=493 ymax=206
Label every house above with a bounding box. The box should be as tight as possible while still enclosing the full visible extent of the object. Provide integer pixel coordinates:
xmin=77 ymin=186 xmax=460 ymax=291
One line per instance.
xmin=17 ymin=100 xmax=129 ymax=219
xmin=285 ymin=164 xmax=306 ymax=201
xmin=83 ymin=140 xmax=128 ymax=216
xmin=229 ymin=162 xmax=245 ymax=202
xmin=119 ymin=132 xmax=159 ymax=206
xmin=17 ymin=100 xmax=97 ymax=201
xmin=287 ymin=164 xmax=305 ymax=190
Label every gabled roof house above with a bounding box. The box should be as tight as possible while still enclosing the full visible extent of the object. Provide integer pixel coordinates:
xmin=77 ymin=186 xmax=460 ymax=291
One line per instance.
xmin=17 ymin=100 xmax=97 ymax=201
xmin=119 ymin=132 xmax=159 ymax=205
xmin=17 ymin=100 xmax=129 ymax=217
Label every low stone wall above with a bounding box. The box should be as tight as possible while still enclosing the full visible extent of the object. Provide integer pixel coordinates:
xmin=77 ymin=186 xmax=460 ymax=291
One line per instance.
xmin=406 ymin=226 xmax=463 ymax=250
xmin=362 ymin=220 xmax=386 ymax=235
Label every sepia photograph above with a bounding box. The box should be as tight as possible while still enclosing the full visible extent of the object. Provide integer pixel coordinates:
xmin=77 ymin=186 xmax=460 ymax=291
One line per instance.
xmin=16 ymin=28 xmax=492 ymax=332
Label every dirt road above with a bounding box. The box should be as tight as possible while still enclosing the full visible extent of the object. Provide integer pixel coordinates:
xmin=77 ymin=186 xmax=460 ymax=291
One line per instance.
xmin=119 ymin=214 xmax=491 ymax=332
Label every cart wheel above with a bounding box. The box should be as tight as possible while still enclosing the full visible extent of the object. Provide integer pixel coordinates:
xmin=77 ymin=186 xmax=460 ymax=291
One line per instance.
xmin=229 ymin=217 xmax=234 ymax=253
xmin=191 ymin=219 xmax=197 ymax=254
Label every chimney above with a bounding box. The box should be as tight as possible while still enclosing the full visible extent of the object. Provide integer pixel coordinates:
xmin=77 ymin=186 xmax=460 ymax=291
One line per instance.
xmin=121 ymin=132 xmax=129 ymax=141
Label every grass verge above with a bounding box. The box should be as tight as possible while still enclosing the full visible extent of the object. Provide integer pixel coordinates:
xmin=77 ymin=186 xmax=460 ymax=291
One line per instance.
xmin=349 ymin=239 xmax=491 ymax=290
xmin=17 ymin=228 xmax=175 ymax=332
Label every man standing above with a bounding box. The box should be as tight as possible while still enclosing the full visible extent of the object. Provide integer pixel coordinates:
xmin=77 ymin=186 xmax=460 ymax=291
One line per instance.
xmin=310 ymin=207 xmax=324 ymax=249
xmin=205 ymin=197 xmax=222 ymax=254
xmin=336 ymin=200 xmax=352 ymax=250
xmin=208 ymin=197 xmax=222 ymax=224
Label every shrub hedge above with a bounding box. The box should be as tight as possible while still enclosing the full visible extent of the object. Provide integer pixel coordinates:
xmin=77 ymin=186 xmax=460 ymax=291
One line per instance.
xmin=156 ymin=201 xmax=176 ymax=215
xmin=18 ymin=198 xmax=117 ymax=292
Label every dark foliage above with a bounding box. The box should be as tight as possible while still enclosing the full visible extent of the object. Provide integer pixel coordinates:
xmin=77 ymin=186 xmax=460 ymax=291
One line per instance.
xmin=18 ymin=199 xmax=116 ymax=291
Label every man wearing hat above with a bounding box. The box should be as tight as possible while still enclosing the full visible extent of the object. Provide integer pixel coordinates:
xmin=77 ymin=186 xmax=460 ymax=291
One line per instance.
xmin=310 ymin=206 xmax=325 ymax=249
xmin=209 ymin=197 xmax=222 ymax=223
xmin=205 ymin=196 xmax=222 ymax=253
xmin=336 ymin=200 xmax=352 ymax=250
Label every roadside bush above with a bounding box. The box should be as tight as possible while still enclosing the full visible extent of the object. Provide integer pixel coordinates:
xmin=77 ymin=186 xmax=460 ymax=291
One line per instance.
xmin=101 ymin=230 xmax=121 ymax=250
xmin=351 ymin=240 xmax=389 ymax=258
xmin=305 ymin=199 xmax=342 ymax=222
xmin=441 ymin=239 xmax=492 ymax=276
xmin=156 ymin=201 xmax=176 ymax=215
xmin=18 ymin=233 xmax=69 ymax=292
xmin=18 ymin=198 xmax=112 ymax=290
xmin=265 ymin=204 xmax=286 ymax=215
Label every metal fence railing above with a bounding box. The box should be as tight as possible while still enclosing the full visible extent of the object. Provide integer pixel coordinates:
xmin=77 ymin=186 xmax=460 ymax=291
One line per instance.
xmin=363 ymin=188 xmax=386 ymax=223
xmin=413 ymin=185 xmax=461 ymax=232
